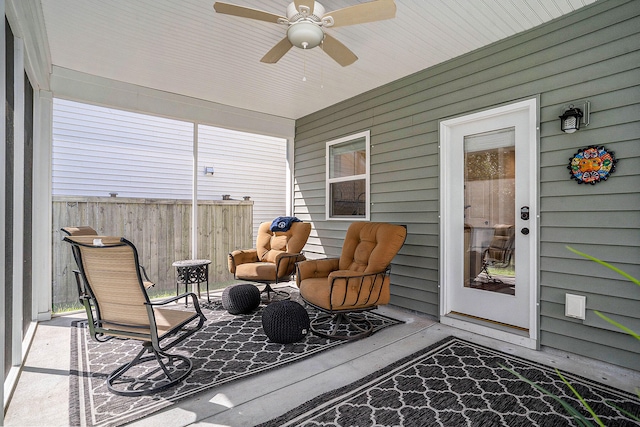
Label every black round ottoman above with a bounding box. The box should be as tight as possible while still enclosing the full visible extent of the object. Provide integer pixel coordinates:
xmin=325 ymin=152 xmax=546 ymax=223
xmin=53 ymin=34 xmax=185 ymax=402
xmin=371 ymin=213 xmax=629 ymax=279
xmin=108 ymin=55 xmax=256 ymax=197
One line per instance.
xmin=222 ymin=284 xmax=261 ymax=315
xmin=262 ymin=300 xmax=310 ymax=344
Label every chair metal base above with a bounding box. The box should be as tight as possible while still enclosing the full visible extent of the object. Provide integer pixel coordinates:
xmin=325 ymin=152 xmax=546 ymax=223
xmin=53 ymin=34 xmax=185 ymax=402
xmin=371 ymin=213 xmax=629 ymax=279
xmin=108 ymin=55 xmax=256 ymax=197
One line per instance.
xmin=477 ymin=275 xmax=505 ymax=285
xmin=107 ymin=341 xmax=193 ymax=396
xmin=310 ymin=312 xmax=373 ymax=341
xmin=478 ymin=264 xmax=505 ymax=284
xmin=260 ymin=283 xmax=291 ymax=303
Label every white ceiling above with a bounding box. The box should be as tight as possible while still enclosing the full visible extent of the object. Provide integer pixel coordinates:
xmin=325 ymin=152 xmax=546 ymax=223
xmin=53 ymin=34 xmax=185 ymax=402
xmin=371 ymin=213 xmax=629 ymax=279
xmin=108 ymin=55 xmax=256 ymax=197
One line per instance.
xmin=39 ymin=0 xmax=598 ymax=120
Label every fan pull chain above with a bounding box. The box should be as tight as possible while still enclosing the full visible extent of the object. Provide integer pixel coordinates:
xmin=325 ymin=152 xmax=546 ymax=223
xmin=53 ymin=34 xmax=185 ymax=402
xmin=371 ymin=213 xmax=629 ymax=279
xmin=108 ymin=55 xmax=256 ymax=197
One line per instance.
xmin=320 ymin=41 xmax=324 ymax=88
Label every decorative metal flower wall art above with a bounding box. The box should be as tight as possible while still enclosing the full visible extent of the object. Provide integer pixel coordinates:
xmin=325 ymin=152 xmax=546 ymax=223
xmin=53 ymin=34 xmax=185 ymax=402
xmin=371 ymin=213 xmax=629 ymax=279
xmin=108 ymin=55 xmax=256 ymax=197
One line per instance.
xmin=568 ymin=145 xmax=617 ymax=185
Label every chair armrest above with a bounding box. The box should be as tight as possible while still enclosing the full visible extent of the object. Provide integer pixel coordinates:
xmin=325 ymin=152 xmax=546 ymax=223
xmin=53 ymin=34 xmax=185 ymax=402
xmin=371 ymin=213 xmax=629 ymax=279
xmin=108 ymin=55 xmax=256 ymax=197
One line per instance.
xmin=296 ymin=258 xmax=340 ymax=285
xmin=72 ymin=269 xmax=86 ymax=302
xmin=327 ymin=267 xmax=390 ymax=283
xmin=327 ymin=268 xmax=391 ymax=309
xmin=149 ymin=292 xmax=201 ymax=308
xmin=228 ymin=249 xmax=259 ymax=274
xmin=73 ymin=270 xmax=112 ymax=342
xmin=274 ymin=252 xmax=306 ymax=282
xmin=146 ymin=293 xmax=205 ymax=351
xmin=148 ymin=293 xmax=206 ymax=324
xmin=328 ymin=269 xmax=372 ymax=280
xmin=139 ymin=265 xmax=155 ymax=289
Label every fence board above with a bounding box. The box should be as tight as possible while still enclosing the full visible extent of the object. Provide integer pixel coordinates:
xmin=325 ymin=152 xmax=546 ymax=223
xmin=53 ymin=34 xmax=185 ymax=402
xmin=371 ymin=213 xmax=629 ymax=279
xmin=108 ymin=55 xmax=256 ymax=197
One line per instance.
xmin=53 ymin=196 xmax=253 ymax=312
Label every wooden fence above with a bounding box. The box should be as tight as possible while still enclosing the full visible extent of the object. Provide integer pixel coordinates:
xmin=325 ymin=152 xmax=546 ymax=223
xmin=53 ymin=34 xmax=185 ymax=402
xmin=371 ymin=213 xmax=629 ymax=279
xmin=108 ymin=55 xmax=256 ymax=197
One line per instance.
xmin=53 ymin=196 xmax=253 ymax=312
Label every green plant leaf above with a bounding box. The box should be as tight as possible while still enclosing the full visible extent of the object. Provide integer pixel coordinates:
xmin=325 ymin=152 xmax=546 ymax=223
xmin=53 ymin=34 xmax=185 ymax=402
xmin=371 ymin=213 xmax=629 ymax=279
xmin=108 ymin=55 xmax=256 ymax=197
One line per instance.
xmin=556 ymin=369 xmax=605 ymax=426
xmin=500 ymin=364 xmax=595 ymax=426
xmin=595 ymin=311 xmax=640 ymax=341
xmin=605 ymin=401 xmax=640 ymax=422
xmin=566 ymin=246 xmax=640 ymax=286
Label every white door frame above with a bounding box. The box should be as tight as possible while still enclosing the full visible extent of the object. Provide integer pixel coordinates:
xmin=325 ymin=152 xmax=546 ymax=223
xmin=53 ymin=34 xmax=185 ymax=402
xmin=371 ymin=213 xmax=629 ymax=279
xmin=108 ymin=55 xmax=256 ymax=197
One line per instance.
xmin=439 ymin=98 xmax=539 ymax=349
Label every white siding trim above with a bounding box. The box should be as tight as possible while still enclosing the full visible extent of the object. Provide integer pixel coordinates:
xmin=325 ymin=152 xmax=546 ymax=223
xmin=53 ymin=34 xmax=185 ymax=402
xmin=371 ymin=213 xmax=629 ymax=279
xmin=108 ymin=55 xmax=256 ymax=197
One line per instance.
xmin=1 ymin=1 xmax=7 ymax=417
xmin=192 ymin=123 xmax=198 ymax=259
xmin=12 ymin=35 xmax=25 ymax=366
xmin=33 ymin=90 xmax=52 ymax=321
xmin=50 ymin=66 xmax=295 ymax=140
xmin=286 ymin=137 xmax=294 ymax=216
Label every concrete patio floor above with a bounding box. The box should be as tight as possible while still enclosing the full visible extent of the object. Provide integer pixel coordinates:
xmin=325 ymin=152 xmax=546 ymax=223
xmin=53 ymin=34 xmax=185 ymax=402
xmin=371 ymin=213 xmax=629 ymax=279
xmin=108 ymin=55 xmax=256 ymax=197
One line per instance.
xmin=4 ymin=283 xmax=639 ymax=427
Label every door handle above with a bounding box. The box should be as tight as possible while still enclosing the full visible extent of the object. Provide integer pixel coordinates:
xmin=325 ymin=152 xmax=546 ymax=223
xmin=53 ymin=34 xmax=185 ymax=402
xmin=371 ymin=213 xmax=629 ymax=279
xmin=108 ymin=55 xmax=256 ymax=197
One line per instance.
xmin=521 ymin=227 xmax=530 ymax=235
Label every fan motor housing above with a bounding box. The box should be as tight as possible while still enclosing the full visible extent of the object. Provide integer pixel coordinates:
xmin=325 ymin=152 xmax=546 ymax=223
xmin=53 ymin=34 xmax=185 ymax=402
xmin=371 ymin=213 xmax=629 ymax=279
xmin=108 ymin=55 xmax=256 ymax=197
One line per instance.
xmin=286 ymin=1 xmax=325 ymax=22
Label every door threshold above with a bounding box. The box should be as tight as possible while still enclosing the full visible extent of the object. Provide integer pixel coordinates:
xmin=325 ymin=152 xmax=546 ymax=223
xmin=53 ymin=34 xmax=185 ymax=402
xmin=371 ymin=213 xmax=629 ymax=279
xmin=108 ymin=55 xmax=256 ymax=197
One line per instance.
xmin=450 ymin=311 xmax=528 ymax=335
xmin=441 ymin=313 xmax=537 ymax=349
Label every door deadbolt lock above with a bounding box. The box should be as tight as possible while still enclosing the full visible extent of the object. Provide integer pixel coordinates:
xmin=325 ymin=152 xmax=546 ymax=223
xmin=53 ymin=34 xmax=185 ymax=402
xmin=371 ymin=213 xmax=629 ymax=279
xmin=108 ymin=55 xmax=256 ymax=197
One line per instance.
xmin=521 ymin=206 xmax=530 ymax=221
xmin=521 ymin=227 xmax=530 ymax=235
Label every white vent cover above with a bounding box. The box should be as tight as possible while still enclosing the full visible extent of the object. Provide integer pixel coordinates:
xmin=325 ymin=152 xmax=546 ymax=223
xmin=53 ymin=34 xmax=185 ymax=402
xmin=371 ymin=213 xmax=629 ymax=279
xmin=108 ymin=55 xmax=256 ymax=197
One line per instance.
xmin=565 ymin=294 xmax=586 ymax=320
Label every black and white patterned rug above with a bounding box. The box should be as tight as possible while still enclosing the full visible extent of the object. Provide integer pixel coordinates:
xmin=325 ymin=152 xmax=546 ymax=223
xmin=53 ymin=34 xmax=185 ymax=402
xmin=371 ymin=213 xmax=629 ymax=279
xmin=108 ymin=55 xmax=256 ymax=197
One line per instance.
xmin=257 ymin=336 xmax=640 ymax=427
xmin=69 ymin=288 xmax=402 ymax=427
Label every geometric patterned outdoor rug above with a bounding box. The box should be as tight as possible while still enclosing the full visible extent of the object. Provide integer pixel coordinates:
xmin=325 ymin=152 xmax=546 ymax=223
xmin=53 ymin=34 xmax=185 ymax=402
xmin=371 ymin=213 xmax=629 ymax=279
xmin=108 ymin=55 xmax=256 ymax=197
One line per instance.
xmin=68 ymin=287 xmax=402 ymax=427
xmin=257 ymin=336 xmax=640 ymax=427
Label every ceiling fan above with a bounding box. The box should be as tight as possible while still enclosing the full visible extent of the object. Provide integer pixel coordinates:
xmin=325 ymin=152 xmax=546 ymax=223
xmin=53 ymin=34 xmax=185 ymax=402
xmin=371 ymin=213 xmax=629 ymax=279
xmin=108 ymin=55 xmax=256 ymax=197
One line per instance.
xmin=213 ymin=0 xmax=396 ymax=66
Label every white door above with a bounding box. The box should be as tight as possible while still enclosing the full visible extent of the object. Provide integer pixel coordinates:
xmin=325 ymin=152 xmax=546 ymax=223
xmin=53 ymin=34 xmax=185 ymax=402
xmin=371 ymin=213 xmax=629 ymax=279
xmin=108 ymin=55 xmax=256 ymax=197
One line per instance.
xmin=440 ymin=99 xmax=538 ymax=347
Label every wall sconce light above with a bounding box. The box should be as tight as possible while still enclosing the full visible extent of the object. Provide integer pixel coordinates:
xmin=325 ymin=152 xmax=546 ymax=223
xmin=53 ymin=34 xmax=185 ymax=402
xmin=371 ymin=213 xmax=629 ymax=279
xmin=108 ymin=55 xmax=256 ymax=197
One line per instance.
xmin=560 ymin=101 xmax=590 ymax=134
xmin=204 ymin=166 xmax=214 ymax=175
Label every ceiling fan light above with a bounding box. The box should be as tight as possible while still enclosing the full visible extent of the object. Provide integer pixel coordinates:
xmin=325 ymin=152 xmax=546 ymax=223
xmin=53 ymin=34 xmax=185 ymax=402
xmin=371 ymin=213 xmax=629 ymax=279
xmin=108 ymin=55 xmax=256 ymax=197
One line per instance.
xmin=287 ymin=21 xmax=324 ymax=49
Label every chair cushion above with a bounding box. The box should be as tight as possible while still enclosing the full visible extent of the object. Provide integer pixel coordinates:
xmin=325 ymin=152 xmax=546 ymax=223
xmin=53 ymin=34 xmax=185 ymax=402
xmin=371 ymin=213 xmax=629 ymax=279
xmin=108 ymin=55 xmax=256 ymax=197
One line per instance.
xmin=235 ymin=262 xmax=277 ymax=282
xmin=231 ymin=221 xmax=311 ymax=282
xmin=295 ymin=258 xmax=340 ymax=284
xmin=256 ymin=221 xmax=311 ymax=260
xmin=262 ymin=249 xmax=284 ymax=264
xmin=340 ymin=222 xmax=407 ymax=274
xmin=297 ymin=277 xmax=329 ymax=307
xmin=299 ymin=273 xmax=391 ymax=311
xmin=102 ymin=306 xmax=198 ymax=341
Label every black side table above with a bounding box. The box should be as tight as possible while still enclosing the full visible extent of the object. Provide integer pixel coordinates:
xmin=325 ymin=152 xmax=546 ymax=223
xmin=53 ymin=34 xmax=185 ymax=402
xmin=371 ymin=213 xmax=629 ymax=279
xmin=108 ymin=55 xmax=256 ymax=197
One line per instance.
xmin=172 ymin=259 xmax=211 ymax=303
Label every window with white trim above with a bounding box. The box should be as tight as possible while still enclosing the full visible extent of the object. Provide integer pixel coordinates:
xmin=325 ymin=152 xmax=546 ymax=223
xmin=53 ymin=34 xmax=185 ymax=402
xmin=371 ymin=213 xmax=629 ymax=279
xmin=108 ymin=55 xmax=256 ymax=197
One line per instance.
xmin=326 ymin=130 xmax=370 ymax=220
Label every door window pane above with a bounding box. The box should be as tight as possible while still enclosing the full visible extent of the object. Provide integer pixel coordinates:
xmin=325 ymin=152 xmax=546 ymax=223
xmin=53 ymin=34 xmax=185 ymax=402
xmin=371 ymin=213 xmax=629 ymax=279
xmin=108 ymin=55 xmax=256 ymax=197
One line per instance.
xmin=463 ymin=128 xmax=516 ymax=295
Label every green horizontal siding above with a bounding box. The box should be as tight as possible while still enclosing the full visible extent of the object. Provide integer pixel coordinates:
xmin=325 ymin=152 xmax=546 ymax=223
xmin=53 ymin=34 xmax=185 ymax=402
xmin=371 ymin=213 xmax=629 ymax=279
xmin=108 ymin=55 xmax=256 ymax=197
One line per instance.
xmin=294 ymin=0 xmax=640 ymax=370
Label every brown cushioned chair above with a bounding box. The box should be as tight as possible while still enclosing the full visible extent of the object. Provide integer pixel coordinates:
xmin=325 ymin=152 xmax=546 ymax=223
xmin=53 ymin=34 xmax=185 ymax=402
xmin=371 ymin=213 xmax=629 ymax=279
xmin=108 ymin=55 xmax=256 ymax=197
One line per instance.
xmin=479 ymin=224 xmax=515 ymax=283
xmin=63 ymin=235 xmax=205 ymax=396
xmin=228 ymin=221 xmax=311 ymax=301
xmin=296 ymin=222 xmax=406 ymax=340
xmin=61 ymin=225 xmax=155 ymax=291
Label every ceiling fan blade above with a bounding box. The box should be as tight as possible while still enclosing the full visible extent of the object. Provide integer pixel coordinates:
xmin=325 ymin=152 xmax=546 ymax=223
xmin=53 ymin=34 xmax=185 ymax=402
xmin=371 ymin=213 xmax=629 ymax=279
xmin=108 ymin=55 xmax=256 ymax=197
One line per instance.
xmin=213 ymin=2 xmax=286 ymax=24
xmin=321 ymin=33 xmax=358 ymax=67
xmin=326 ymin=0 xmax=396 ymax=28
xmin=261 ymin=37 xmax=294 ymax=63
